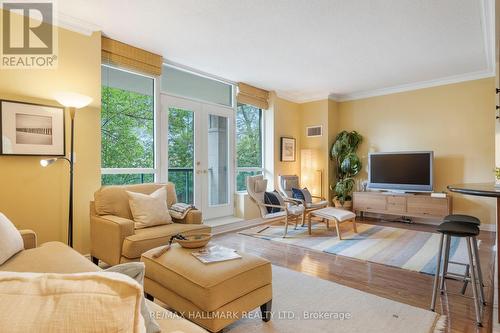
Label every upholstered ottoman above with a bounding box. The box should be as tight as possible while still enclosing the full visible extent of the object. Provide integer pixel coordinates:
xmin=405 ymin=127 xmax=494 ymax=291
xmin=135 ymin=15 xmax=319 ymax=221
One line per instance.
xmin=141 ymin=244 xmax=273 ymax=332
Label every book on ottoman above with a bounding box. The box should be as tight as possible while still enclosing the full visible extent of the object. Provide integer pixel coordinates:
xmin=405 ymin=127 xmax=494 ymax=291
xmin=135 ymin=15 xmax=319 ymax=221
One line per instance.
xmin=192 ymin=245 xmax=242 ymax=264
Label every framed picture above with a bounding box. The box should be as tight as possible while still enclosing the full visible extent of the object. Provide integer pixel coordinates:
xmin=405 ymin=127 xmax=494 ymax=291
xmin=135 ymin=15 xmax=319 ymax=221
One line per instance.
xmin=280 ymin=137 xmax=296 ymax=162
xmin=0 ymin=100 xmax=65 ymax=156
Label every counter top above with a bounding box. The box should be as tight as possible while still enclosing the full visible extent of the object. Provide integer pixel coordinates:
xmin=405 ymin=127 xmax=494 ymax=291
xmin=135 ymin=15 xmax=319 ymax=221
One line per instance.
xmin=447 ymin=182 xmax=500 ymax=198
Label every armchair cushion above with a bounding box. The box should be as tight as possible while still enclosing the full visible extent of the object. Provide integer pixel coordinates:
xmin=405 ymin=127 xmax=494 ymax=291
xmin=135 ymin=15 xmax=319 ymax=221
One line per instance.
xmin=278 ymin=175 xmax=300 ymax=198
xmin=122 ymin=223 xmax=211 ymax=260
xmin=0 ymin=213 xmax=24 ymax=265
xmin=246 ymin=175 xmax=269 ymax=217
xmin=127 ymin=187 xmax=172 ymax=229
xmin=255 ymin=179 xmax=267 ymax=193
xmin=306 ymin=200 xmax=329 ymax=209
xmin=94 ymin=183 xmax=177 ymax=220
xmin=262 ymin=205 xmax=304 ymax=219
xmin=0 ymin=242 xmax=99 ymax=273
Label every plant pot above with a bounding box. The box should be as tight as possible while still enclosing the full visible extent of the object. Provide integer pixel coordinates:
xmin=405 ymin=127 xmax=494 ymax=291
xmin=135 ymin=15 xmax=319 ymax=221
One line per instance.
xmin=332 ymin=199 xmax=352 ymax=210
xmin=343 ymin=200 xmax=353 ymax=210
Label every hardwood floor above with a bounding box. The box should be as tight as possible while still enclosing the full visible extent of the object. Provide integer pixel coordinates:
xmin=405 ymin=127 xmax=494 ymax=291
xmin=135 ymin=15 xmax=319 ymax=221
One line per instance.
xmin=213 ymin=217 xmax=496 ymax=333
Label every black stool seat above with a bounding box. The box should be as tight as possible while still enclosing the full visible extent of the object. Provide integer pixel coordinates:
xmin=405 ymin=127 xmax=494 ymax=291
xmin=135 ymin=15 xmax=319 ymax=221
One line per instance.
xmin=444 ymin=214 xmax=480 ymax=226
xmin=437 ymin=221 xmax=479 ymax=237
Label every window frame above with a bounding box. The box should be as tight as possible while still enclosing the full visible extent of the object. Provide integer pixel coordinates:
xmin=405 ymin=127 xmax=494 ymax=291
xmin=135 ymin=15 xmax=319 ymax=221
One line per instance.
xmin=235 ymin=104 xmax=265 ymax=192
xmin=100 ymin=64 xmax=159 ymax=183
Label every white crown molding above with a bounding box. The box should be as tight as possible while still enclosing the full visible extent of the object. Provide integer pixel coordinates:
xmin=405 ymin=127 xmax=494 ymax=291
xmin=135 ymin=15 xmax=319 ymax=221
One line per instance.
xmin=56 ymin=12 xmax=101 ymax=36
xmin=275 ymin=91 xmax=330 ymax=104
xmin=333 ymin=69 xmax=495 ymax=102
xmin=278 ymin=66 xmax=496 ymax=104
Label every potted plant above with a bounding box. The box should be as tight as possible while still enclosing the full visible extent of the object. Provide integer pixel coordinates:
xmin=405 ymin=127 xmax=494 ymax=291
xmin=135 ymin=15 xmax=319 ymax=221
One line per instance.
xmin=330 ymin=131 xmax=363 ymax=209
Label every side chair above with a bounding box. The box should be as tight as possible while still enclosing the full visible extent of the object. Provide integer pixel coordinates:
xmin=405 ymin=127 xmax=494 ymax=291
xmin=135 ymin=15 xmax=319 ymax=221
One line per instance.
xmin=278 ymin=174 xmax=328 ymax=224
xmin=246 ymin=175 xmax=305 ymax=237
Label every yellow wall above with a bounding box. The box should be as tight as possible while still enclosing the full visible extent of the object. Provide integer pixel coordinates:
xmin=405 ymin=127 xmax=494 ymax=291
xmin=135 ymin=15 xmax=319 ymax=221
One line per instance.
xmin=338 ymin=78 xmax=496 ymax=225
xmin=273 ymin=95 xmax=301 ymax=187
xmin=299 ymin=99 xmax=333 ymax=199
xmin=0 ymin=28 xmax=101 ymax=253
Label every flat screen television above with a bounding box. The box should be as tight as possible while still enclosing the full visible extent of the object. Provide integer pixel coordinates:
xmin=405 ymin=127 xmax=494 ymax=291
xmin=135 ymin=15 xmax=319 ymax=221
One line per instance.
xmin=368 ymin=151 xmax=433 ymax=192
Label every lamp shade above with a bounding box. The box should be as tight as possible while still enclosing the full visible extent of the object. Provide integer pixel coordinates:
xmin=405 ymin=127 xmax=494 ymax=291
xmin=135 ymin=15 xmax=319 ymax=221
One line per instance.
xmin=301 ymin=149 xmax=322 ymax=196
xmin=54 ymin=92 xmax=92 ymax=108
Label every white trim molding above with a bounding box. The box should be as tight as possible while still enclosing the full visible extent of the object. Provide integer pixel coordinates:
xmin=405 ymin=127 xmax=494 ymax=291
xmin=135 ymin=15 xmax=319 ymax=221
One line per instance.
xmin=275 ymin=91 xmax=331 ymax=104
xmin=278 ymin=67 xmax=495 ymax=104
xmin=57 ymin=12 xmax=101 ymax=36
xmin=332 ymin=69 xmax=495 ymax=102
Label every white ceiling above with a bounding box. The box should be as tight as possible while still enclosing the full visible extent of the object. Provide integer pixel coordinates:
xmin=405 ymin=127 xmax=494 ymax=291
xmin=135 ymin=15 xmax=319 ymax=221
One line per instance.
xmin=58 ymin=0 xmax=495 ymax=103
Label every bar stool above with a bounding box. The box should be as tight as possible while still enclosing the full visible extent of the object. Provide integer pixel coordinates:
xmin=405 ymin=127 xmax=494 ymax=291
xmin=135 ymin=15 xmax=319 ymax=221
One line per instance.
xmin=442 ymin=214 xmax=485 ymax=295
xmin=430 ymin=221 xmax=484 ymax=326
xmin=443 ymin=214 xmax=480 ymax=225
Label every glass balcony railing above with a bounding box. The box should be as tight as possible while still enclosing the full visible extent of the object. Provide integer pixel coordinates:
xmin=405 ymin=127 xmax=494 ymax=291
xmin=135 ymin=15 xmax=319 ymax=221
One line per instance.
xmin=101 ymin=169 xmax=193 ymax=204
xmin=101 ymin=173 xmax=154 ymax=185
xmin=168 ymin=168 xmax=194 ymax=204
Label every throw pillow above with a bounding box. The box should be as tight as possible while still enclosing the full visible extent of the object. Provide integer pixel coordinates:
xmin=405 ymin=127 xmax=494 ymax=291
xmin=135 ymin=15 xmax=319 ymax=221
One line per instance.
xmin=127 ymin=187 xmax=172 ymax=229
xmin=0 ymin=213 xmax=24 ymax=265
xmin=0 ymin=271 xmax=146 ymax=333
xmin=105 ymin=263 xmax=160 ymax=333
xmin=292 ymin=188 xmax=313 ymax=204
xmin=264 ymin=191 xmax=284 ymax=214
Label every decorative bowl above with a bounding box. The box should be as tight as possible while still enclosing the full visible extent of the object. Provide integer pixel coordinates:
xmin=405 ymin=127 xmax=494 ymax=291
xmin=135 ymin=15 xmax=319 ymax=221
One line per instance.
xmin=176 ymin=233 xmax=212 ymax=249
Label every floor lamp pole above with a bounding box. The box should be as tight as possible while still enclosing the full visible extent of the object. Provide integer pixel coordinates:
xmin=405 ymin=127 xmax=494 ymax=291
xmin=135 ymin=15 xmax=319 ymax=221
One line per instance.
xmin=68 ymin=107 xmax=75 ymax=248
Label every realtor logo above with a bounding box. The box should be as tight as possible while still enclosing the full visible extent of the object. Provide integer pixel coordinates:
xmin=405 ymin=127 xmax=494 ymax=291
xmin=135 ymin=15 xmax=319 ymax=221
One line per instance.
xmin=1 ymin=1 xmax=58 ymax=69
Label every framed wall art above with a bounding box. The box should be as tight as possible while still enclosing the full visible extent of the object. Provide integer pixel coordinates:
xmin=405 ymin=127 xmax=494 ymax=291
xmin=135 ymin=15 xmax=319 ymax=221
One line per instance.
xmin=280 ymin=137 xmax=296 ymax=162
xmin=0 ymin=100 xmax=65 ymax=156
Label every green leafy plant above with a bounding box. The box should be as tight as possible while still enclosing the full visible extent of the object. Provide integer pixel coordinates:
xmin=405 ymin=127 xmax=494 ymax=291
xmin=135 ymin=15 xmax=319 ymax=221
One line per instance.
xmin=495 ymin=167 xmax=500 ymax=181
xmin=330 ymin=131 xmax=363 ymax=205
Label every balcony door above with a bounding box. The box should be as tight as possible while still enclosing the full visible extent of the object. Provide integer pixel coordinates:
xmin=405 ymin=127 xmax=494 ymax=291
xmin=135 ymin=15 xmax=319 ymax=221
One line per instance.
xmin=161 ymin=95 xmax=234 ymax=220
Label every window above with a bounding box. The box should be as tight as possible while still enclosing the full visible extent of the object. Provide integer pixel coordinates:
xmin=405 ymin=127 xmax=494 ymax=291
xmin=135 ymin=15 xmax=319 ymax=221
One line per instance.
xmin=101 ymin=65 xmax=156 ymax=185
xmin=161 ymin=65 xmax=232 ymax=107
xmin=236 ymin=103 xmax=263 ymax=191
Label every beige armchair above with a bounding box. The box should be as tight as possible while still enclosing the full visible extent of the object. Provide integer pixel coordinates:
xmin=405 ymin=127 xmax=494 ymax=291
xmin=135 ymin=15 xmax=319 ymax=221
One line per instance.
xmin=246 ymin=175 xmax=304 ymax=238
xmin=90 ymin=183 xmax=210 ymax=266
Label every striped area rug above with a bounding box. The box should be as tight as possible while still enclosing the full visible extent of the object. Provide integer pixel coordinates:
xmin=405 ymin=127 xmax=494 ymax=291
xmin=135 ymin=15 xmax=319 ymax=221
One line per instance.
xmin=239 ymin=222 xmax=473 ymax=275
